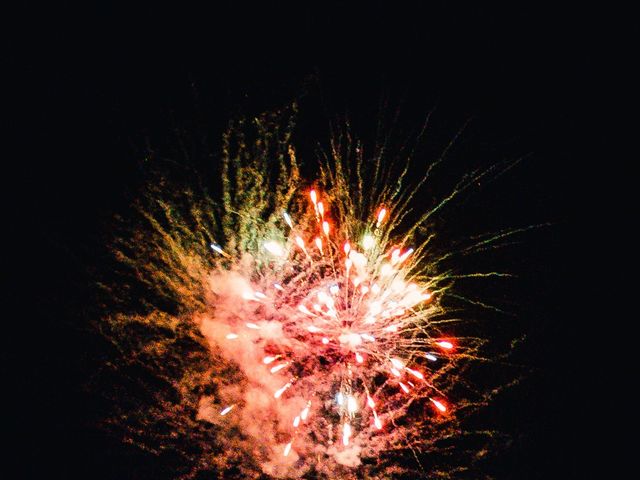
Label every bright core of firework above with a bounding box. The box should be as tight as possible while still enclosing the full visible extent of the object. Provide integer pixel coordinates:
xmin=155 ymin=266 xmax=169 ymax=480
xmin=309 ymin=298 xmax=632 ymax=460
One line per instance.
xmin=211 ymin=188 xmax=453 ymax=462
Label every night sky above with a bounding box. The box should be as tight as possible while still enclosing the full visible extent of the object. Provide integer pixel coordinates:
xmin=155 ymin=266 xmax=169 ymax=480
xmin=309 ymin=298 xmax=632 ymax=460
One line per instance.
xmin=8 ymin=2 xmax=614 ymax=478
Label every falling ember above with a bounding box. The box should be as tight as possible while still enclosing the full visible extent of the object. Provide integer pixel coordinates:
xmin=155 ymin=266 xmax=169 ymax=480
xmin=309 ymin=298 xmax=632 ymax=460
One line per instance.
xmin=343 ymin=423 xmax=352 ymax=446
xmin=390 ymin=358 xmax=404 ymax=369
xmin=220 ymin=405 xmax=235 ymax=416
xmin=322 ymin=220 xmax=330 ymax=236
xmin=406 ymin=367 xmax=424 ymax=380
xmin=270 ymin=363 xmax=289 ymax=373
xmin=373 ymin=414 xmax=383 ymax=430
xmin=293 ymin=416 xmax=301 ymax=427
xmin=430 ymin=398 xmax=447 ymax=413
xmin=263 ymin=355 xmax=278 ymax=364
xmin=300 ymin=403 xmax=311 ymax=420
xmin=274 ymin=382 xmax=292 ymax=399
xmin=284 ymin=441 xmax=293 ymax=457
xmin=225 ymin=333 xmax=238 ymax=340
xmin=376 ymin=207 xmax=387 ymax=227
xmin=210 ymin=243 xmax=225 ymax=255
xmin=399 ymin=248 xmax=414 ymax=263
xmin=425 ymin=353 xmax=438 ymax=361
xmin=283 ymin=211 xmax=293 ymax=229
xmin=436 ymin=340 xmax=454 ymax=350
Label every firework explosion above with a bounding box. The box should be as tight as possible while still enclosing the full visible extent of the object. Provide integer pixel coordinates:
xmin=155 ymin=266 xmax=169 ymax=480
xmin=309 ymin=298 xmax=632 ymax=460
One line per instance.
xmin=98 ymin=106 xmax=525 ymax=479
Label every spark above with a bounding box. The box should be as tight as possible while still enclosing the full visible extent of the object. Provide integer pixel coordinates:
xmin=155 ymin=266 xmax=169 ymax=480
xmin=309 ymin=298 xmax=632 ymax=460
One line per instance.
xmin=300 ymin=403 xmax=311 ymax=420
xmin=373 ymin=413 xmax=383 ymax=430
xmin=406 ymin=367 xmax=424 ymax=380
xmin=390 ymin=358 xmax=405 ymax=369
xmin=430 ymin=398 xmax=447 ymax=413
xmin=436 ymin=340 xmax=454 ymax=350
xmin=264 ymin=241 xmax=285 ymax=256
xmin=270 ymin=362 xmax=289 ymax=373
xmin=283 ymin=211 xmax=293 ymax=229
xmin=274 ymin=382 xmax=292 ymax=399
xmin=210 ymin=243 xmax=225 ymax=255
xmin=220 ymin=405 xmax=235 ymax=416
xmin=343 ymin=423 xmax=352 ymax=446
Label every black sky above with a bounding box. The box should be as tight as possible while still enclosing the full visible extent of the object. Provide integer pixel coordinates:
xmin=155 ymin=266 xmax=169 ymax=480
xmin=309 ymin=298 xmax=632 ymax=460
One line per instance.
xmin=8 ymin=1 xmax=615 ymax=478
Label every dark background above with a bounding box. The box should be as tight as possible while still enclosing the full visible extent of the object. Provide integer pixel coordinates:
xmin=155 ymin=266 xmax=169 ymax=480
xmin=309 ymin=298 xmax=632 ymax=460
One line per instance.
xmin=8 ymin=1 xmax=614 ymax=478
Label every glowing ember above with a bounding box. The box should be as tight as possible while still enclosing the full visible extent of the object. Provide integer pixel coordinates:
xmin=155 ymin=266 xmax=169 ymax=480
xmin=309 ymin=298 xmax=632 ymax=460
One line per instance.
xmin=430 ymin=398 xmax=447 ymax=413
xmin=436 ymin=340 xmax=454 ymax=350
xmin=220 ymin=405 xmax=235 ymax=416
